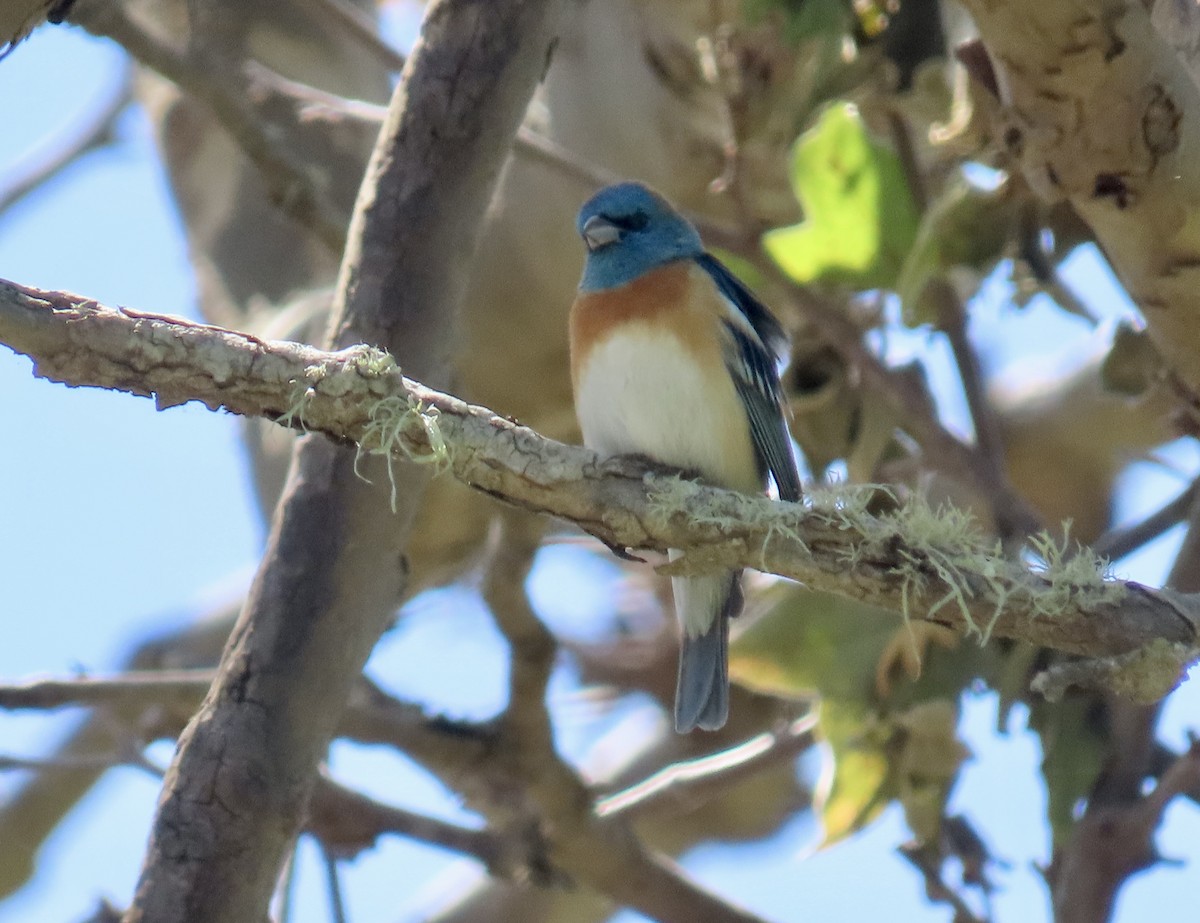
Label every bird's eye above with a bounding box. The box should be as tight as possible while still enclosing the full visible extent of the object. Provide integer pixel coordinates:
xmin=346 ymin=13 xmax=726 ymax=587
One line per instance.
xmin=610 ymin=211 xmax=649 ymax=232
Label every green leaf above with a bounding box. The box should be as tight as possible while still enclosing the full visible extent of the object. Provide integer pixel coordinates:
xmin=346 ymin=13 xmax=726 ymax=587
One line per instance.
xmin=731 ymin=584 xmax=1000 ymax=845
xmin=1027 ymin=697 xmax=1107 ymax=846
xmin=1100 ymin=322 xmax=1162 ymax=398
xmin=731 ymin=586 xmax=896 ymax=842
xmin=764 ymin=102 xmax=920 ymax=289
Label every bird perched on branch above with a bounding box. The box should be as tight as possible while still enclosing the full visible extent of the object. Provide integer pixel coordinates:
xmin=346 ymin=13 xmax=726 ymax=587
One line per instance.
xmin=569 ymin=181 xmax=802 ymax=732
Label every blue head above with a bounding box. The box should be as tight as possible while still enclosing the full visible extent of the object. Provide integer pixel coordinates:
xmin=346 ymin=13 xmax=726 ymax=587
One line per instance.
xmin=576 ymin=182 xmax=704 ymax=292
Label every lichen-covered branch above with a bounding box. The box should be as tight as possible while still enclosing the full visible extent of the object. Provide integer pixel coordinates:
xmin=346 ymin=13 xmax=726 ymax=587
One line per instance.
xmin=3 ymin=278 xmax=1198 ymax=686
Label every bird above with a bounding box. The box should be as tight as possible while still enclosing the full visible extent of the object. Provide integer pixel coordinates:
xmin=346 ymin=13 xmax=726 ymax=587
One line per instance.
xmin=568 ymin=181 xmax=802 ymax=733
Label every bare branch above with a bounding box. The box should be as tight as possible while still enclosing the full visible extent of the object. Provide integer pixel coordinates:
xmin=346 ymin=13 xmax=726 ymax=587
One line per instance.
xmin=0 ymin=62 xmax=133 ymax=217
xmin=513 ymin=126 xmax=622 ymax=192
xmin=465 ymin=510 xmax=773 ymax=923
xmin=898 ymin=841 xmax=988 ymax=923
xmin=0 ymin=752 xmax=157 ymax=775
xmin=596 ymin=712 xmax=817 ymax=820
xmin=308 ymin=775 xmax=500 ymax=867
xmin=927 ymin=279 xmax=1025 ymax=539
xmin=0 ymin=671 xmax=214 ymax=711
xmin=291 ymin=0 xmax=405 ymax=72
xmin=0 ymin=606 xmax=235 ymax=901
xmin=320 ymin=840 xmax=348 ymax=923
xmin=70 ymin=0 xmax=352 ymax=252
xmin=1048 ymin=741 xmax=1200 ymax=923
xmin=1045 ymin=472 xmax=1200 ymax=922
xmin=1093 ymin=479 xmax=1199 ymax=563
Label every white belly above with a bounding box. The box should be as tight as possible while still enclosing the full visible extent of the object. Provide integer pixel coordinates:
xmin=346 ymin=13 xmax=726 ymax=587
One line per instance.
xmin=574 ymin=328 xmax=758 ymax=491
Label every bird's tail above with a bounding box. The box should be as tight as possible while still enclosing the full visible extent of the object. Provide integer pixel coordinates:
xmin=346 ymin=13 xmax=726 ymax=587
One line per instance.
xmin=670 ymin=560 xmax=743 ymax=733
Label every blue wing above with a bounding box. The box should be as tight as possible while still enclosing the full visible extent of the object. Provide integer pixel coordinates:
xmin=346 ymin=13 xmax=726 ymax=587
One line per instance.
xmin=694 ymin=253 xmax=802 ymax=502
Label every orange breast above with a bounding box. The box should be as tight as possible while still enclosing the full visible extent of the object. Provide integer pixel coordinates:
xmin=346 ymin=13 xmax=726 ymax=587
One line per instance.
xmin=569 ymin=262 xmax=723 ymax=389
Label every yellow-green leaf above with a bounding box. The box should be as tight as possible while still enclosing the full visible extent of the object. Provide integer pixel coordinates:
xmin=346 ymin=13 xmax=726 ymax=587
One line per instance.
xmin=764 ymin=102 xmax=920 ymax=289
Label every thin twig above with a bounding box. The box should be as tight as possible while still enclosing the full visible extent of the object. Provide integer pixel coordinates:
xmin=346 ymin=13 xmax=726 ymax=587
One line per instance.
xmin=69 ymin=1 xmax=350 ymax=253
xmin=308 ymin=774 xmax=501 ymax=868
xmin=0 ymin=752 xmax=159 ymax=776
xmin=320 ymin=840 xmax=348 ymax=923
xmin=292 ymin=0 xmax=405 ymax=71
xmin=475 ymin=509 xmax=772 ymax=922
xmin=898 ymin=842 xmax=988 ymax=923
xmin=513 ymin=126 xmax=621 ymax=191
xmin=78 ymin=899 xmax=123 ymax=923
xmin=929 ymin=281 xmax=1005 ymax=469
xmin=0 ymin=61 xmax=134 ymax=217
xmin=596 ymin=712 xmax=817 ymax=819
xmin=884 ymin=104 xmax=930 ymax=213
xmin=278 ymin=841 xmax=299 ymax=923
xmin=0 ymin=670 xmax=215 ymax=710
xmin=928 ymin=277 xmax=1032 ymax=543
xmin=487 ymin=510 xmax=557 ymax=756
xmin=1093 ymin=479 xmax=1200 ymax=563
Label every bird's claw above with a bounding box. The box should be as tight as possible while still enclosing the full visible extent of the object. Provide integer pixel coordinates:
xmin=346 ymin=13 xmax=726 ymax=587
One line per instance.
xmin=599 ymin=537 xmax=646 ymax=563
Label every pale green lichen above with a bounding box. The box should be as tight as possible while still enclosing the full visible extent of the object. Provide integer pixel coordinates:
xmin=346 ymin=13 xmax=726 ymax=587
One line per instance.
xmin=278 ymin=379 xmax=315 ymax=432
xmin=803 ymin=481 xmax=889 ymax=522
xmin=645 ymin=475 xmax=810 ymax=572
xmin=1033 ymin=639 xmax=1197 ymax=704
xmin=1026 ymin=527 xmax=1123 ymax=616
xmin=276 ymin=347 xmax=397 ymax=430
xmin=1107 ymin=639 xmax=1197 ymax=703
xmin=760 ymin=516 xmax=810 ymax=572
xmin=792 ymin=484 xmax=1118 ymax=643
xmin=877 ymin=495 xmax=998 ymax=638
xmin=346 ymin=345 xmax=398 ymax=378
xmin=648 ymin=476 xmax=1123 ymax=647
xmin=354 ymin=395 xmax=449 ymax=511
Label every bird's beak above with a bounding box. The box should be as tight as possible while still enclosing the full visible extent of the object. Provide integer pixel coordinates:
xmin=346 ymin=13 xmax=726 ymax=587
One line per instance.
xmin=582 ymin=215 xmax=621 ymax=251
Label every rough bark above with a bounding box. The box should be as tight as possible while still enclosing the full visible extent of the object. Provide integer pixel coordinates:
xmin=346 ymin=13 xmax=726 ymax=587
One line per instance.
xmin=960 ymin=0 xmax=1200 ymax=397
xmin=66 ymin=2 xmax=566 ymax=920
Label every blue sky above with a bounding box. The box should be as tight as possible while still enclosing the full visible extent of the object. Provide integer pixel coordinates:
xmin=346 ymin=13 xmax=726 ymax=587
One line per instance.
xmin=1 ymin=16 xmax=1198 ymax=923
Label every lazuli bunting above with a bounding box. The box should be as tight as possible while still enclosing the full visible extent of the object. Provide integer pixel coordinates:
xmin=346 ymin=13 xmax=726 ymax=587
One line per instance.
xmin=569 ymin=181 xmax=802 ymax=733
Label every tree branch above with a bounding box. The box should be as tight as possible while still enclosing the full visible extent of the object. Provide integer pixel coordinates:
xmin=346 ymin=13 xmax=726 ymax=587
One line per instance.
xmin=959 ymin=0 xmax=1200 ymax=401
xmin=1047 ymin=741 xmax=1200 ymax=923
xmin=0 ymin=671 xmax=214 ymax=711
xmin=927 ymin=278 xmax=1027 ymax=543
xmin=596 ymin=713 xmax=817 ymax=820
xmin=70 ymin=0 xmax=354 ymax=253
xmin=1092 ymin=478 xmax=1199 ymax=563
xmin=88 ymin=2 xmax=566 ymax=920
xmin=307 ymin=774 xmax=500 ymax=865
xmin=0 ymin=604 xmax=237 ymax=901
xmin=2 ymin=278 xmax=1198 ymax=678
xmin=0 ymin=61 xmax=133 ymax=217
